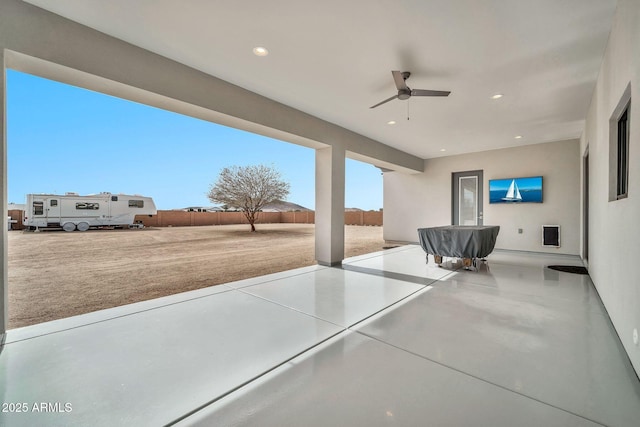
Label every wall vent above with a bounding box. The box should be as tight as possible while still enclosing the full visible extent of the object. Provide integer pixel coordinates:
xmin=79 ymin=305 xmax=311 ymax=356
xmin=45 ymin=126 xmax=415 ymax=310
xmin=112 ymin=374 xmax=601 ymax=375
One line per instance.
xmin=542 ymin=225 xmax=560 ymax=247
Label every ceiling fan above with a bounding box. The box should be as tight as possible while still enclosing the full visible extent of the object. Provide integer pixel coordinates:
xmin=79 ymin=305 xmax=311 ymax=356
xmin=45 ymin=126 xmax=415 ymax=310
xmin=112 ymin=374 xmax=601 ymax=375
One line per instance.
xmin=370 ymin=70 xmax=451 ymax=109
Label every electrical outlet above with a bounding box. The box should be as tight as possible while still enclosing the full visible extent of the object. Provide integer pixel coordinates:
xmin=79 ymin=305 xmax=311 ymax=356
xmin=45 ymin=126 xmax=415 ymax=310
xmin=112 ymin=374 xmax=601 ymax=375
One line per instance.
xmin=634 ymin=328 xmax=638 ymax=345
xmin=518 ymin=228 xmax=523 ymax=234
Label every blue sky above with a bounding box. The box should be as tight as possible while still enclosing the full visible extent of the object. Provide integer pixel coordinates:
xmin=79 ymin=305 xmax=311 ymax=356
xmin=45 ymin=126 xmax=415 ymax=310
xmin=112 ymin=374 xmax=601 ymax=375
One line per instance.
xmin=7 ymin=70 xmax=383 ymax=211
xmin=489 ymin=176 xmax=542 ymax=191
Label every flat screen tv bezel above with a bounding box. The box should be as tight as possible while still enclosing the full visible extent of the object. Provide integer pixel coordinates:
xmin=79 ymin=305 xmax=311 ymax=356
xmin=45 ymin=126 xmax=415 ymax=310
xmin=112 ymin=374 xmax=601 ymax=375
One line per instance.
xmin=488 ymin=175 xmax=543 ymax=204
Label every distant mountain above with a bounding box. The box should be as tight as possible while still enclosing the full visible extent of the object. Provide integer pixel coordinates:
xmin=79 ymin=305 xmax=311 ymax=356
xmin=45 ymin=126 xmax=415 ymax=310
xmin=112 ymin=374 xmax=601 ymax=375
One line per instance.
xmin=261 ymin=200 xmax=312 ymax=212
xmin=174 ymin=202 xmax=379 ymax=212
xmin=174 ymin=201 xmax=311 ymax=212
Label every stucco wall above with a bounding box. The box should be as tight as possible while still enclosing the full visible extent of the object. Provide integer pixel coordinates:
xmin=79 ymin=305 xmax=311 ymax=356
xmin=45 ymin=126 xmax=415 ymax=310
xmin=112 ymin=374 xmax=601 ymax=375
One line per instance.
xmin=581 ymin=0 xmax=640 ymax=373
xmin=384 ymin=139 xmax=580 ymax=255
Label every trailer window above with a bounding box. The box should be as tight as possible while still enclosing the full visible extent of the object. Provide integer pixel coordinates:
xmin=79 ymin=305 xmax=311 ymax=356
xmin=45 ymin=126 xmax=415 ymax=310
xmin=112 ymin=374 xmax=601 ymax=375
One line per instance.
xmin=76 ymin=202 xmax=99 ymax=210
xmin=33 ymin=201 xmax=44 ymax=215
xmin=50 ymin=200 xmax=58 ymax=207
xmin=111 ymin=196 xmax=118 ymax=202
xmin=129 ymin=200 xmax=144 ymax=208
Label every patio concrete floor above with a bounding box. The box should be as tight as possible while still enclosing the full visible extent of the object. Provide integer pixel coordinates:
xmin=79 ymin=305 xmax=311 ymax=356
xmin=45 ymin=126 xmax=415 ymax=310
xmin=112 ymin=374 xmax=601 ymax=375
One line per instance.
xmin=1 ymin=245 xmax=639 ymax=426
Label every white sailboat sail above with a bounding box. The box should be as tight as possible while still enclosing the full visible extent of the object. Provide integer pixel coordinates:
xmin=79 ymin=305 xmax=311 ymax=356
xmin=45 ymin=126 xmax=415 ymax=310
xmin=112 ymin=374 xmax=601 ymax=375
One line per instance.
xmin=514 ymin=183 xmax=522 ymax=200
xmin=502 ymin=179 xmax=523 ymax=201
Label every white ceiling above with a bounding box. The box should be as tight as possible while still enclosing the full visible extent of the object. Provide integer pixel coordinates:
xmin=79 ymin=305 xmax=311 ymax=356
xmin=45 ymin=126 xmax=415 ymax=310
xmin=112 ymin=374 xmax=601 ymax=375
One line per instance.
xmin=26 ymin=0 xmax=617 ymax=159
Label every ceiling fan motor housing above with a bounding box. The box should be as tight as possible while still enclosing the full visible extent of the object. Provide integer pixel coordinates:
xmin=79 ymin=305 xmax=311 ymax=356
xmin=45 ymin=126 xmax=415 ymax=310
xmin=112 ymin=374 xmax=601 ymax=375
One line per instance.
xmin=398 ymin=89 xmax=411 ymax=100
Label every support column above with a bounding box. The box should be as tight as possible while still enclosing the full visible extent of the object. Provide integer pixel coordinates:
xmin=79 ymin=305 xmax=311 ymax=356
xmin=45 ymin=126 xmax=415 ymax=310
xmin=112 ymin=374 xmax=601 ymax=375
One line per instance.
xmin=1 ymin=52 xmax=7 ymax=336
xmin=315 ymin=145 xmax=345 ymax=266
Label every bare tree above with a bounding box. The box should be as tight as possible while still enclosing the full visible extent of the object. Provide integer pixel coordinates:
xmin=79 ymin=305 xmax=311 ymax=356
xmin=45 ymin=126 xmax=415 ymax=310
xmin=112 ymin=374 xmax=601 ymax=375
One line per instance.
xmin=207 ymin=164 xmax=290 ymax=232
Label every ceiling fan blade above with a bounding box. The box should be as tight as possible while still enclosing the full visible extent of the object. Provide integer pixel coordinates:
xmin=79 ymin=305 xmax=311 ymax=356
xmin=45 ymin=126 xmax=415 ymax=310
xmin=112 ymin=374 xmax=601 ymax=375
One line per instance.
xmin=392 ymin=71 xmax=408 ymax=91
xmin=370 ymin=94 xmax=399 ymax=109
xmin=411 ymin=89 xmax=451 ymax=97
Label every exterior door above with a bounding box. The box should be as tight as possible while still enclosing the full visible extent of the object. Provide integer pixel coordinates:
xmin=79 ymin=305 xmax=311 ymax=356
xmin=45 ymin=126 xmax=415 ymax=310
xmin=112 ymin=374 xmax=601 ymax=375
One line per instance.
xmin=47 ymin=198 xmax=61 ymax=223
xmin=31 ymin=198 xmax=46 ymax=225
xmin=452 ymin=170 xmax=483 ymax=226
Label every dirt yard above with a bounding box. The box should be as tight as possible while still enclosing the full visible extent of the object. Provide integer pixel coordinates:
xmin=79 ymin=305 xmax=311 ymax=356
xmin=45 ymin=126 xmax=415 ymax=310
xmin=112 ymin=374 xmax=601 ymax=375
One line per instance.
xmin=8 ymin=224 xmax=388 ymax=328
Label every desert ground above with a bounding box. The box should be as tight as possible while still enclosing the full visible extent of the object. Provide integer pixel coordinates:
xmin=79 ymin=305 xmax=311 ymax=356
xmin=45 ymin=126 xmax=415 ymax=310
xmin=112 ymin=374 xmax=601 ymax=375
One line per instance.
xmin=8 ymin=224 xmax=390 ymax=328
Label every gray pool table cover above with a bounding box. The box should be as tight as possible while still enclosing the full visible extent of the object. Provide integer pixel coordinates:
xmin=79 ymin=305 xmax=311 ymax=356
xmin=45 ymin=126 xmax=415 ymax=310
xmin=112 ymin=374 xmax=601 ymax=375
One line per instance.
xmin=417 ymin=226 xmax=500 ymax=259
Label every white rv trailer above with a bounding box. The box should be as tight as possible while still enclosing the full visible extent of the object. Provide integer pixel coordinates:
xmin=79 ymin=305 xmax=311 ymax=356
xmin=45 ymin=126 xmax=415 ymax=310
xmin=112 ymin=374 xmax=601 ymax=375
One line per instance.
xmin=23 ymin=192 xmax=156 ymax=231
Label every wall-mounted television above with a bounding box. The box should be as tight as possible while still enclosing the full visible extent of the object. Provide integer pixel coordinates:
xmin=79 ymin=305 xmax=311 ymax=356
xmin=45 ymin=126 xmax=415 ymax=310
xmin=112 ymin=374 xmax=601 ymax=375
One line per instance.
xmin=489 ymin=176 xmax=543 ymax=204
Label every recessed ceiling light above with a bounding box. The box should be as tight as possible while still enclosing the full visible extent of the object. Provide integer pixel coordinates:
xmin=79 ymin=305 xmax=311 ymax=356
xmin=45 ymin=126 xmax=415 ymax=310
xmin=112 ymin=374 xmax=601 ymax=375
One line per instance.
xmin=387 ymin=120 xmax=396 ymax=125
xmin=253 ymin=46 xmax=269 ymax=56
xmin=491 ymin=94 xmax=503 ymax=99
xmin=515 ymin=135 xmax=523 ymax=139
xmin=440 ymin=148 xmax=446 ymax=152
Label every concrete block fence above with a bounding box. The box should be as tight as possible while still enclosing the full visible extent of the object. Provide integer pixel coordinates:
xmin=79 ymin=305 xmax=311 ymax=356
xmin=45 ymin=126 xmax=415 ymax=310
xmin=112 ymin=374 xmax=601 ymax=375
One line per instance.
xmin=9 ymin=209 xmax=382 ymax=230
xmin=134 ymin=210 xmax=382 ymax=227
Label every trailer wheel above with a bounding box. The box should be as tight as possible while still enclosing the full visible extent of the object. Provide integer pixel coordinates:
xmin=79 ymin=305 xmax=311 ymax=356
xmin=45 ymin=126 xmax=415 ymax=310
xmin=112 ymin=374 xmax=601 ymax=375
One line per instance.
xmin=77 ymin=222 xmax=90 ymax=232
xmin=62 ymin=222 xmax=76 ymax=232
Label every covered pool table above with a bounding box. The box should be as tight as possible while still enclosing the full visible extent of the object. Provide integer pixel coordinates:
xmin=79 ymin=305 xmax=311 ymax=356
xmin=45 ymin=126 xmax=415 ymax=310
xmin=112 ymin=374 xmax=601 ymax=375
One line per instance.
xmin=417 ymin=225 xmax=500 ymax=267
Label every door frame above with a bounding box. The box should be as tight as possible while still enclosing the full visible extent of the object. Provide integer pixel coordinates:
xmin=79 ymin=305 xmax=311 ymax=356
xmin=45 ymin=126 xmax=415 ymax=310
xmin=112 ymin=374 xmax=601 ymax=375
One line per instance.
xmin=452 ymin=170 xmax=484 ymax=226
xmin=583 ymin=146 xmax=589 ymax=263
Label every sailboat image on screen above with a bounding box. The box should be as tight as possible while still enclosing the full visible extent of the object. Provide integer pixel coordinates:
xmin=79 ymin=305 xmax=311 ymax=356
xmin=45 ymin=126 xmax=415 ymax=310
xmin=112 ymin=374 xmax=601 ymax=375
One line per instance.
xmin=501 ymin=179 xmax=523 ymax=202
xmin=489 ymin=176 xmax=542 ymax=204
